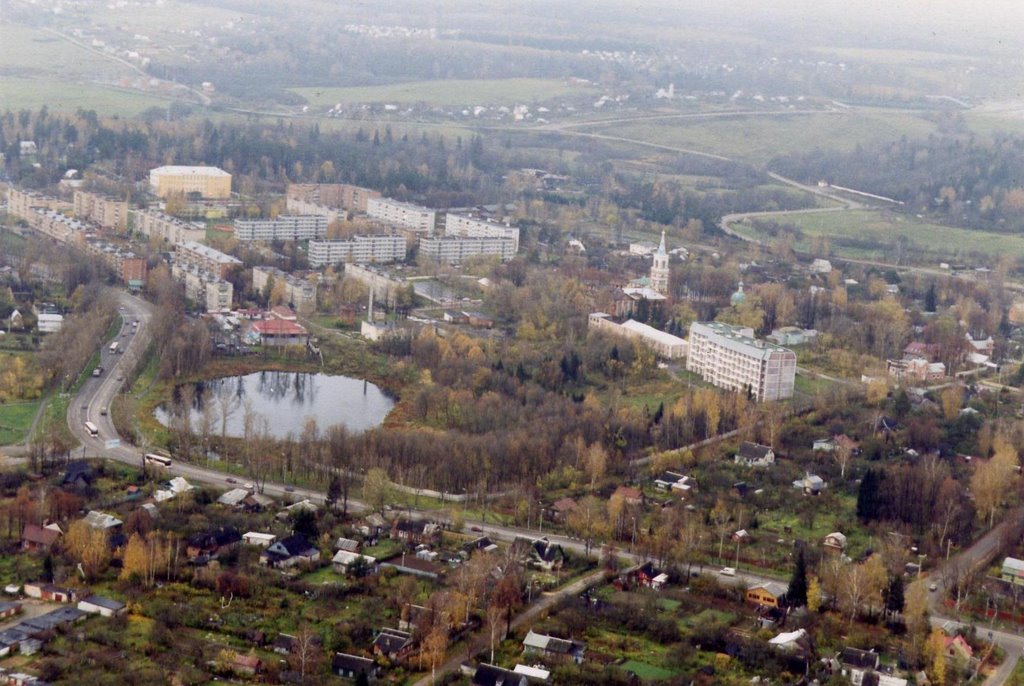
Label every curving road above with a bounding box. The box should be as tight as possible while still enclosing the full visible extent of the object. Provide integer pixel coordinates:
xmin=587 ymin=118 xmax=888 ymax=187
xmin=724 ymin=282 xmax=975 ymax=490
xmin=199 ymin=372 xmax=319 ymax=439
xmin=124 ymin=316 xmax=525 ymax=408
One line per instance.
xmin=69 ymin=291 xmax=1024 ymax=683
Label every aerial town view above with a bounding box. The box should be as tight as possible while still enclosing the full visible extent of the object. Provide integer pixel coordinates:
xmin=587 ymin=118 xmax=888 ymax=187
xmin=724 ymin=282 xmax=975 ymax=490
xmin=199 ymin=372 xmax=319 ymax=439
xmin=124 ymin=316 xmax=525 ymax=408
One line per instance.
xmin=5 ymin=0 xmax=1024 ymax=684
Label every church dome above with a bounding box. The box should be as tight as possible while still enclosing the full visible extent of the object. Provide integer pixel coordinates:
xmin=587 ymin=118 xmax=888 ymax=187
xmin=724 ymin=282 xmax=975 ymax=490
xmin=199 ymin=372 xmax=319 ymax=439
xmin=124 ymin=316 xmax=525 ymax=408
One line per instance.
xmin=731 ymin=281 xmax=746 ymax=306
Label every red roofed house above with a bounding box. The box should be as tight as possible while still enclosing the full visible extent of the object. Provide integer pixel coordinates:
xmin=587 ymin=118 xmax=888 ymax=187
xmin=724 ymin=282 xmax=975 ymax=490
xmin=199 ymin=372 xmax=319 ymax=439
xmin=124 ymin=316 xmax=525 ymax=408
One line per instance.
xmin=612 ymin=486 xmax=643 ymax=507
xmin=22 ymin=524 xmax=61 ymax=552
xmin=944 ymin=635 xmax=973 ymax=663
xmin=251 ymin=318 xmax=309 ymax=347
xmin=904 ymin=342 xmax=939 ymax=360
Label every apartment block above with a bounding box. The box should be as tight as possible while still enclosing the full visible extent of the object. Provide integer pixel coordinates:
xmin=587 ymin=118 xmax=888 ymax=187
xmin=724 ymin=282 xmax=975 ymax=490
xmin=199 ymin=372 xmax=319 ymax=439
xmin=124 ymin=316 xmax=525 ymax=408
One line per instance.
xmin=366 ymin=198 xmax=436 ymax=234
xmin=149 ymin=166 xmax=231 ymax=199
xmin=418 ymin=236 xmax=516 ymax=264
xmin=172 ymin=263 xmax=234 ymax=312
xmin=344 ymin=264 xmax=409 ymax=308
xmin=252 ymin=266 xmax=318 ymax=313
xmin=83 ymin=239 xmax=147 ymax=287
xmin=6 ymin=188 xmax=70 ymax=224
xmin=175 ymin=241 xmax=241 ymax=280
xmin=284 ymin=197 xmax=342 ymax=225
xmin=686 ymin=321 xmax=796 ymax=402
xmin=30 ymin=209 xmax=91 ymax=244
xmin=287 ymin=183 xmax=381 ymax=212
xmin=234 ymin=215 xmax=328 ymax=242
xmin=444 ymin=214 xmax=520 ymax=253
xmin=307 ymin=235 xmax=407 ymax=267
xmin=73 ymin=190 xmax=129 ymax=232
xmin=131 ymin=209 xmax=206 ymax=246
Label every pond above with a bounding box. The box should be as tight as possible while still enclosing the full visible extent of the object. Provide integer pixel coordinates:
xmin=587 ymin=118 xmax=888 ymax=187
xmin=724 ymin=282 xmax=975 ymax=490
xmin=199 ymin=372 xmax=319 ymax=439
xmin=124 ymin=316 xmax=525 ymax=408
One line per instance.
xmin=154 ymin=371 xmax=394 ymax=439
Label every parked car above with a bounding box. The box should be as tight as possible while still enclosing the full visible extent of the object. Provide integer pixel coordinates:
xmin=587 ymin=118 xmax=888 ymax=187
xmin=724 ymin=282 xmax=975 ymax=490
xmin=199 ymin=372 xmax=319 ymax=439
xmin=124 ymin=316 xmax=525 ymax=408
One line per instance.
xmin=720 ymin=567 xmax=736 ymax=577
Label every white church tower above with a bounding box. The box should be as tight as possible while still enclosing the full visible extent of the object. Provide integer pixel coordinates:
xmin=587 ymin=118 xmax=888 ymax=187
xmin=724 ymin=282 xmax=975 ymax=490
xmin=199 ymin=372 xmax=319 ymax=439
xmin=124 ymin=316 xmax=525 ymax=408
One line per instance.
xmin=650 ymin=231 xmax=670 ymax=294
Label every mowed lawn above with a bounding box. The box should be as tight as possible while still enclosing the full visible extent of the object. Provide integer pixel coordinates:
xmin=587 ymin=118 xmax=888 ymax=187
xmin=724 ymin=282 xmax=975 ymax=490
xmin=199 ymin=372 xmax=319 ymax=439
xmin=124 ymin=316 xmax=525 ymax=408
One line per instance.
xmin=588 ymin=110 xmax=938 ymax=165
xmin=621 ymin=660 xmax=679 ymax=681
xmin=0 ymin=400 xmax=42 ymax=446
xmin=729 ymin=209 xmax=1024 ymax=260
xmin=292 ymin=78 xmax=599 ymax=107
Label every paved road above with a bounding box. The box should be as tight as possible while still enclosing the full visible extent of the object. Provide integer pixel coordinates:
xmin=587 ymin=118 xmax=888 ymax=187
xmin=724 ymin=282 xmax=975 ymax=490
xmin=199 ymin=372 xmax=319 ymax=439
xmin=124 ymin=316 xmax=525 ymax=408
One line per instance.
xmin=66 ymin=290 xmax=1024 ymax=683
xmin=927 ymin=507 xmax=1024 ymax=685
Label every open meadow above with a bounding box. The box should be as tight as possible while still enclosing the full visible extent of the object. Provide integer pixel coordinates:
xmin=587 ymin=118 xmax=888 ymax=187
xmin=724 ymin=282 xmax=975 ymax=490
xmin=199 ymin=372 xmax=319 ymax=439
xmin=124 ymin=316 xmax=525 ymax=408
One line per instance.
xmin=585 ymin=109 xmax=941 ymax=165
xmin=291 ymin=77 xmax=600 ymax=108
xmin=728 ymin=208 xmax=1024 ymax=261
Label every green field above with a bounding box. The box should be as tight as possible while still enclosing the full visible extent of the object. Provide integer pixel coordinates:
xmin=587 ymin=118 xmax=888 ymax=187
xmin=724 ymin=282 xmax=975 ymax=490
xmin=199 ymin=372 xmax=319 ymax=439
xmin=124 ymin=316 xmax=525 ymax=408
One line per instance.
xmin=0 ymin=78 xmax=173 ymax=117
xmin=0 ymin=23 xmax=172 ymax=115
xmin=729 ymin=208 xmax=1024 ymax=260
xmin=587 ymin=110 xmax=939 ymax=165
xmin=0 ymin=400 xmax=42 ymax=446
xmin=621 ymin=660 xmax=679 ymax=681
xmin=291 ymin=78 xmax=599 ymax=108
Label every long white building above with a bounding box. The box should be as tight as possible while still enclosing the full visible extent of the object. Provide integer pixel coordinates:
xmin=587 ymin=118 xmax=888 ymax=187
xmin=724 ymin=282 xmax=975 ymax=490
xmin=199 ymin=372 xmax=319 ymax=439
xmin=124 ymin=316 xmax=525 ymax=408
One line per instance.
xmin=307 ymin=235 xmax=407 ymax=267
xmin=234 ymin=215 xmax=328 ymax=241
xmin=418 ymin=236 xmax=516 ymax=264
xmin=366 ymin=198 xmax=436 ymax=234
xmin=131 ymin=209 xmax=206 ymax=246
xmin=686 ymin=321 xmax=796 ymax=402
xmin=444 ymin=214 xmax=520 ymax=253
xmin=588 ymin=313 xmax=687 ymax=359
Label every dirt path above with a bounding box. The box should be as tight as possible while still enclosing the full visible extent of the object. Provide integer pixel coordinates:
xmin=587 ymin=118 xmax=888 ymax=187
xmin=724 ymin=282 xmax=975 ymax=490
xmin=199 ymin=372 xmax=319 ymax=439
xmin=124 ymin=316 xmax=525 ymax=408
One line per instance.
xmin=409 ymin=569 xmax=608 ymax=686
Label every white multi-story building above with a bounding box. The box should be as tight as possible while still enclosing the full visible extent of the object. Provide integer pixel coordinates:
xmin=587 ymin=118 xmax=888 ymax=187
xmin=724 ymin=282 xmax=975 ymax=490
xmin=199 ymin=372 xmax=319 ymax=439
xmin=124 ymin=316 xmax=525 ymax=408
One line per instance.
xmin=175 ymin=241 xmax=241 ymax=279
xmin=171 ymin=263 xmax=234 ymax=312
xmin=418 ymin=236 xmax=516 ymax=264
xmin=284 ymin=197 xmax=342 ymax=225
xmin=234 ymin=215 xmax=328 ymax=241
xmin=686 ymin=321 xmax=796 ymax=402
xmin=366 ymin=198 xmax=436 ymax=234
xmin=444 ymin=214 xmax=520 ymax=253
xmin=307 ymin=235 xmax=406 ymax=267
xmin=131 ymin=209 xmax=206 ymax=246
xmin=252 ymin=266 xmax=318 ymax=313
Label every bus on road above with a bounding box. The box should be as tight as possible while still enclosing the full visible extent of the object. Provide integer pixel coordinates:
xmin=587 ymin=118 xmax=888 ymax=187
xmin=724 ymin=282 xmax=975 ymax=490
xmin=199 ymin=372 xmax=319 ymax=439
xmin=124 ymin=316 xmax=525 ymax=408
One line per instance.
xmin=84 ymin=421 xmax=99 ymax=437
xmin=144 ymin=453 xmax=172 ymax=468
xmin=108 ymin=341 xmax=119 ymax=354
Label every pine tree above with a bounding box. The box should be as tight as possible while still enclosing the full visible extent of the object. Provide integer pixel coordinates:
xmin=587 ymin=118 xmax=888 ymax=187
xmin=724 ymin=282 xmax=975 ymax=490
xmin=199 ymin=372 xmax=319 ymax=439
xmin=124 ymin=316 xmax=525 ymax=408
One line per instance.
xmin=925 ymin=283 xmax=937 ymax=312
xmin=788 ymin=548 xmax=808 ymax=607
xmin=857 ymin=468 xmax=881 ymax=522
xmin=884 ymin=574 xmax=905 ymax=617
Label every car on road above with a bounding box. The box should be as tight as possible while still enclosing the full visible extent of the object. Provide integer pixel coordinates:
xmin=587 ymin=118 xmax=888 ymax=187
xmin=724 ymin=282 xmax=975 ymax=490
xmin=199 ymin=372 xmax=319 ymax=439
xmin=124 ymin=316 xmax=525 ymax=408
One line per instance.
xmin=720 ymin=567 xmax=736 ymax=577
xmin=225 ymin=477 xmax=237 ymax=484
xmin=284 ymin=485 xmax=295 ymax=492
xmin=99 ymin=407 xmax=107 ymax=416
xmin=92 ymin=367 xmax=102 ymax=377
xmin=243 ymin=482 xmax=254 ymax=490
xmin=470 ymin=526 xmax=483 ymax=532
xmin=929 ymin=583 xmax=938 ymax=592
